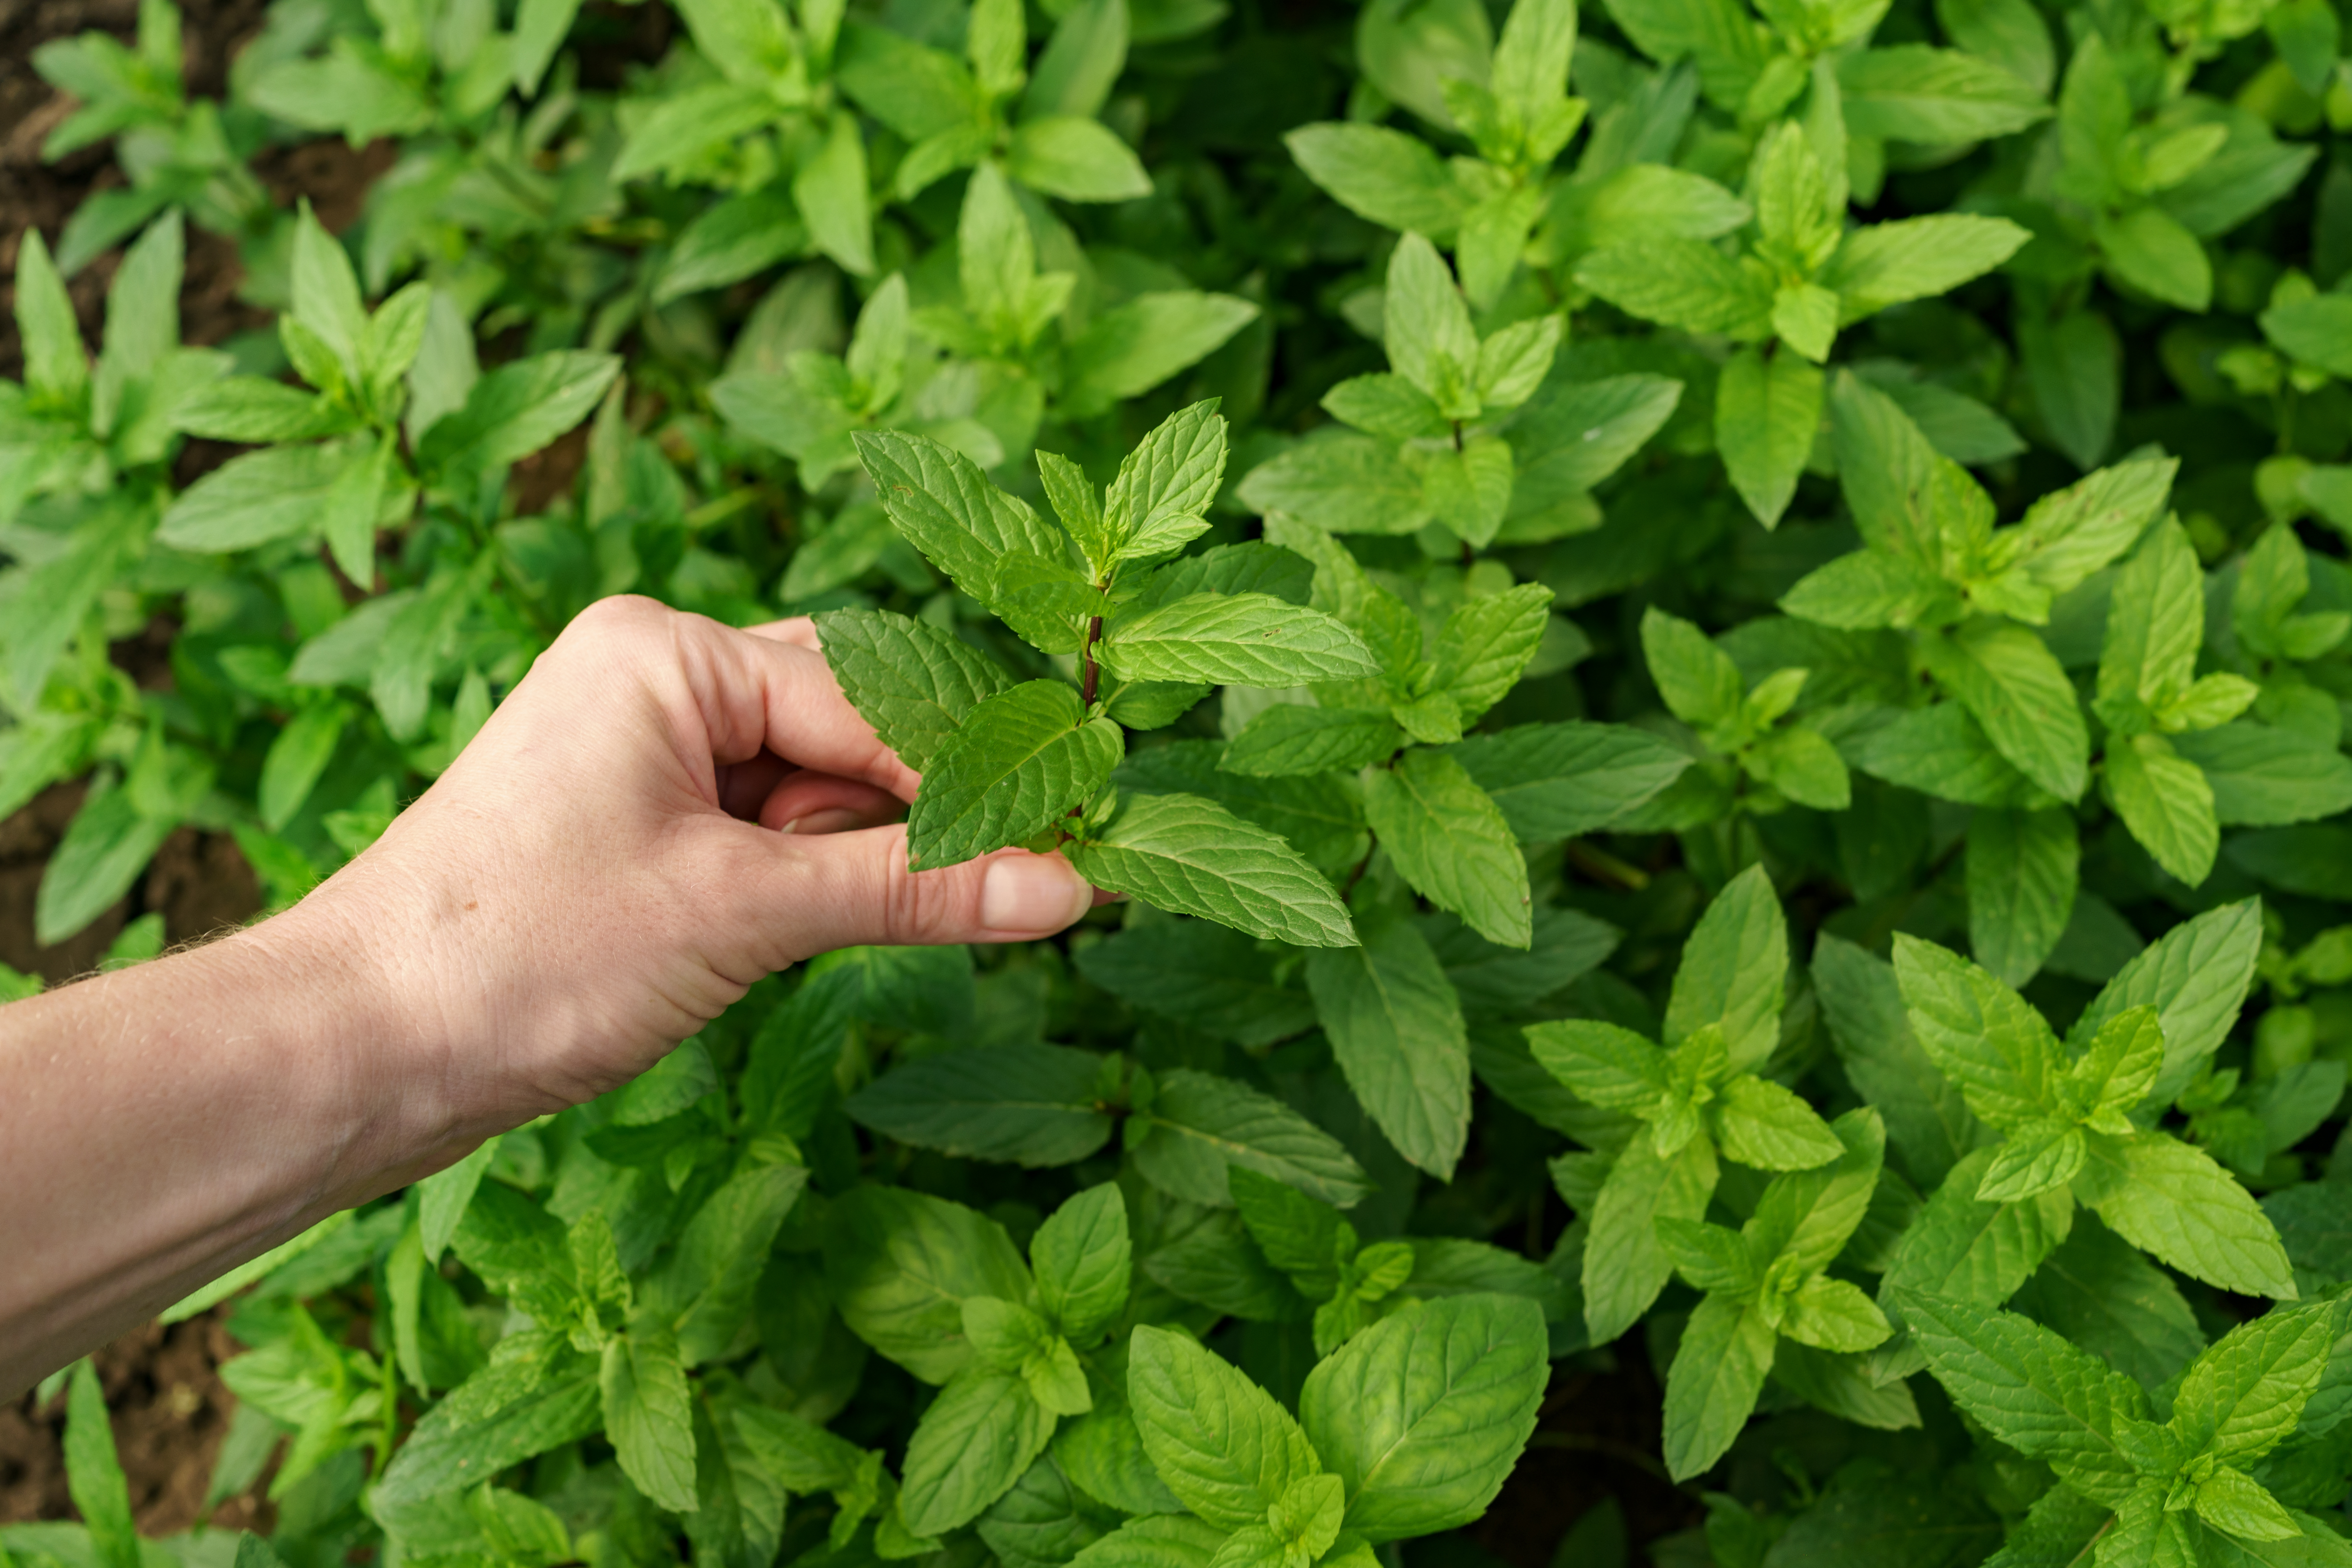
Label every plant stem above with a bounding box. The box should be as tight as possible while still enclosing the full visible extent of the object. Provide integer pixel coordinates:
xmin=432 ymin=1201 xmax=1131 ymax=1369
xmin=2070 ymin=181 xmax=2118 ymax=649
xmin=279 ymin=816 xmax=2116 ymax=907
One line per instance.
xmin=1081 ymin=614 xmax=1104 ymax=706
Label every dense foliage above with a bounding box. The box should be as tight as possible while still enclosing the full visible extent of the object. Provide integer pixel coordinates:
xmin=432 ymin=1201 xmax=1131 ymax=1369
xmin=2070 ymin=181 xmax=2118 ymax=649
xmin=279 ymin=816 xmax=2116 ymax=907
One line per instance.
xmin=9 ymin=0 xmax=2352 ymax=1555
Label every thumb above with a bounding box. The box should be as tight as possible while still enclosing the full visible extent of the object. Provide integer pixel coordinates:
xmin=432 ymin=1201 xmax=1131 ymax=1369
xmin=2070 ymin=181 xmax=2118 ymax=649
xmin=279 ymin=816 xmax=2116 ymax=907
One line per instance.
xmin=759 ymin=822 xmax=1097 ymax=954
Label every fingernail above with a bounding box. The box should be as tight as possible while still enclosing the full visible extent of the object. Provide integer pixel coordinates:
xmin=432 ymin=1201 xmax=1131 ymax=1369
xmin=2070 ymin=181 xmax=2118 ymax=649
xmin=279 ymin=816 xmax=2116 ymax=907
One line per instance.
xmin=788 ymin=808 xmax=861 ymax=836
xmin=980 ymin=855 xmax=1093 ymax=933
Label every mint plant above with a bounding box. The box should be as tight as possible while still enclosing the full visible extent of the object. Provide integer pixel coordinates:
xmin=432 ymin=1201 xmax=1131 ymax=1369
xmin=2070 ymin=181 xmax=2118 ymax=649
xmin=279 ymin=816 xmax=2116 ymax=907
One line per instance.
xmin=16 ymin=0 xmax=2352 ymax=1556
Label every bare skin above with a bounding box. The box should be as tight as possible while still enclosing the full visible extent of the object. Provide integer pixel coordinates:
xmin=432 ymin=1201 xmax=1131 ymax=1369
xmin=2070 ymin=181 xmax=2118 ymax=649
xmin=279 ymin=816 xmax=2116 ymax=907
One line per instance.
xmin=0 ymin=597 xmax=1100 ymax=1399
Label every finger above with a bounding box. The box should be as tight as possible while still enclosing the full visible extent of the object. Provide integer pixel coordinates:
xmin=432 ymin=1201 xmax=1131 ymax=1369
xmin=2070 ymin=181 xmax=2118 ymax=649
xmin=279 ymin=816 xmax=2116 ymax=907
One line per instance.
xmin=758 ymin=773 xmax=905 ymax=833
xmin=742 ymin=616 xmax=820 ymax=651
xmin=715 ymin=749 xmax=794 ymax=820
xmin=730 ymin=822 xmax=1096 ymax=955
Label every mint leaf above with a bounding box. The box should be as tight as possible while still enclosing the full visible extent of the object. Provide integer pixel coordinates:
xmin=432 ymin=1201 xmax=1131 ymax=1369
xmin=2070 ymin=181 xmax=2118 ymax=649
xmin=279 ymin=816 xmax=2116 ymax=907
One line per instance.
xmin=2070 ymin=899 xmax=2262 ymax=1109
xmin=816 ymin=607 xmax=1012 ymax=773
xmin=1918 ymin=621 xmax=2088 ymax=803
xmin=603 ymin=1327 xmax=699 ymax=1513
xmin=2172 ymin=1303 xmax=2336 ymax=1464
xmin=1814 ymin=934 xmax=1982 ymax=1186
xmin=1127 ymin=1325 xmax=1318 ymax=1528
xmin=1306 ymin=909 xmax=1473 ymax=1180
xmin=1582 ymin=1134 xmax=1718 ymax=1344
xmin=1032 ymin=1186 xmax=1132 ymax=1345
xmin=907 ymin=680 xmax=1122 ymax=869
xmin=1223 ymin=707 xmax=1406 ymax=777
xmin=1892 ymin=1291 xmax=2146 ymax=1505
xmin=824 ymin=1186 xmax=1033 ymax=1385
xmin=1070 ymin=792 xmax=1357 ymax=947
xmin=2074 ymin=1133 xmax=2295 ymax=1299
xmin=846 ymin=1043 xmax=1116 ymax=1166
xmin=1662 ymin=1295 xmax=1776 ymax=1480
xmin=1298 ymin=1295 xmax=1549 ymax=1540
xmin=1892 ymin=934 xmax=2061 ymax=1131
xmin=1965 ymin=806 xmax=2079 ymax=987
xmin=1435 ymin=584 xmax=1554 ymax=720
xmin=1105 ymin=400 xmax=1227 ymax=562
xmin=1664 ymin=865 xmax=1787 ymax=1075
xmin=1101 ymin=593 xmax=1380 ymax=686
xmin=1129 ymin=1068 xmax=1374 ymax=1209
xmin=901 ymin=1368 xmax=1055 ymax=1534
xmin=856 ymin=429 xmax=1070 ymax=605
xmin=1715 ymin=348 xmax=1821 ymax=529
xmin=1362 ymin=750 xmax=1531 ymax=949
xmin=1076 ymin=919 xmax=1318 ymax=1047
xmin=1451 ymin=722 xmax=1695 ymax=838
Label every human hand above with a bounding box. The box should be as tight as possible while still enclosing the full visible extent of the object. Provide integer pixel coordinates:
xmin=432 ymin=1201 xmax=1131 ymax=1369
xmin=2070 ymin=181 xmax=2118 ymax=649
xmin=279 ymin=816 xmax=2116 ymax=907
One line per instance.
xmin=285 ymin=594 xmax=1100 ymax=1154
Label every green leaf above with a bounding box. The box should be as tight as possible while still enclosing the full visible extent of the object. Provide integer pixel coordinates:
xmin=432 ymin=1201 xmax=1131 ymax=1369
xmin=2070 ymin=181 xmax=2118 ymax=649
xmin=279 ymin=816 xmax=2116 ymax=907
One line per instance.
xmin=908 ymin=681 xmax=1121 ymax=868
xmin=1582 ymin=1133 xmax=1718 ymax=1344
xmin=2171 ymin=1301 xmax=2336 ymax=1464
xmin=1965 ymin=806 xmax=2079 ymax=987
xmin=1714 ymin=1076 xmax=1845 ymax=1170
xmin=1574 ymin=238 xmax=1773 ymax=339
xmin=2096 ymin=206 xmax=2211 ymax=311
xmin=1641 ymin=607 xmax=1743 ymax=730
xmin=1748 ymin=1108 xmax=1887 ymax=1278
xmin=2074 ymin=1133 xmax=2294 ymax=1300
xmin=1526 ymin=1019 xmax=1669 ymax=1112
xmin=1129 ymin=1068 xmax=1375 ymax=1208
xmin=1918 ymin=621 xmax=2088 ymax=802
xmin=1450 ymin=722 xmax=1695 ymax=839
xmin=1237 ymin=434 xmax=1430 ymax=535
xmin=901 ymin=1366 xmax=1056 ymax=1535
xmin=824 ymin=1186 xmax=1033 ymax=1384
xmin=2104 ymin=736 xmax=2219 ymax=886
xmin=1820 ymin=215 xmax=2030 ymax=315
xmin=2006 ymin=1215 xmax=2204 ymax=1393
xmin=1362 ymin=750 xmax=1530 ymax=949
xmin=1223 ymin=707 xmax=1405 ymax=777
xmin=1068 ymin=1515 xmax=1231 ymax=1568
xmin=1384 ymin=233 xmax=1479 ymax=417
xmin=416 ymin=350 xmax=620 ymax=475
xmin=857 ymin=430 xmax=1071 ymax=605
xmin=1075 ymin=918 xmax=1318 ymax=1047
xmin=1662 ymin=1295 xmax=1776 ymax=1481
xmin=1105 ymin=401 xmax=1227 ymax=563
xmin=1127 ymin=1325 xmax=1318 ymax=1529
xmin=1891 ymin=1291 xmax=2146 ymax=1505
xmin=1117 ymin=740 xmax=1365 ymax=871
xmin=816 ymin=607 xmax=1013 ymax=773
xmin=1298 ymin=1294 xmax=1549 ymax=1540
xmin=2172 ymin=724 xmax=2352 ymax=827
xmin=1069 ymin=792 xmax=1357 ymax=947
xmin=1305 ymin=910 xmax=1473 ymax=1179
xmin=846 ymin=1043 xmax=1116 ymax=1166
xmin=1879 ymin=1143 xmax=2074 ymax=1313
xmin=1892 ymin=934 xmax=2061 ymax=1131
xmin=2070 ymin=900 xmax=2262 ymax=1108
xmin=1284 ymin=122 xmax=1471 ymax=237
xmin=1715 ymin=348 xmax=1822 ymax=529
xmin=603 ymin=1327 xmax=700 ymax=1514
xmin=157 ymin=442 xmax=361 ymax=553
xmin=14 ymin=229 xmax=87 ymax=411
xmin=1665 ymin=865 xmax=1787 ymax=1075
xmin=1065 ymin=293 xmax=1259 ymax=406
xmin=65 ymin=1361 xmax=139 ymax=1568
xmin=1101 ymin=594 xmax=1379 ymax=686
xmin=36 ymin=783 xmax=178 ymax=947
xmin=374 ymin=1334 xmax=602 ymax=1504
xmin=2194 ymin=1468 xmax=2301 ymax=1544
xmin=1008 ymin=116 xmax=1152 ymax=201
xmin=1836 ymin=44 xmax=2051 ymax=142
xmin=1033 ymin=1185 xmax=1132 ymax=1344
xmin=794 ymin=116 xmax=877 ymax=276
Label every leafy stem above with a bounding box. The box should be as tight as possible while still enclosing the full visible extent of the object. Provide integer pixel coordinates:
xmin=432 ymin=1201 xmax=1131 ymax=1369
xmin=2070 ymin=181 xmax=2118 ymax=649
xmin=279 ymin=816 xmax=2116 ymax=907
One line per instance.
xmin=1080 ymin=613 xmax=1104 ymax=706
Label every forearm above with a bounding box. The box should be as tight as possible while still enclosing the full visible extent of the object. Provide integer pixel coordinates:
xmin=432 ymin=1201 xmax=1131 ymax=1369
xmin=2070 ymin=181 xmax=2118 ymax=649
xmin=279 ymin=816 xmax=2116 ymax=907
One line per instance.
xmin=0 ymin=899 xmax=462 ymax=1399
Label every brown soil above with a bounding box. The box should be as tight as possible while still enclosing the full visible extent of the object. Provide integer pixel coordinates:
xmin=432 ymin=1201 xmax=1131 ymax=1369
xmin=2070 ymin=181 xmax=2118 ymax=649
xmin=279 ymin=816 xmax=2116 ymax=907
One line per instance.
xmin=0 ymin=1308 xmax=274 ymax=1534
